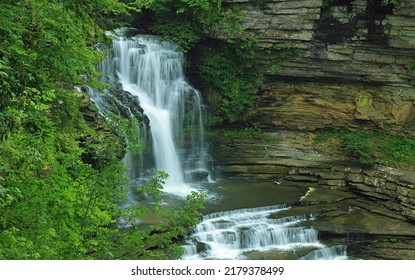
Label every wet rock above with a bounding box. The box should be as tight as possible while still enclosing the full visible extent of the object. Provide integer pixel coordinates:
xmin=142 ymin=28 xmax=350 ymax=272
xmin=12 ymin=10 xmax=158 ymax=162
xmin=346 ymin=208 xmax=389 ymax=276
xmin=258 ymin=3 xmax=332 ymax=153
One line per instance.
xmin=319 ymin=179 xmax=346 ymax=187
xmin=299 ymin=188 xmax=356 ymax=205
xmin=210 ymin=128 xmax=415 ymax=258
xmin=348 ymin=237 xmax=415 ymax=260
xmin=332 ymin=166 xmax=362 ymax=174
xmin=195 ymin=241 xmax=209 ymax=254
xmin=188 ymin=169 xmax=209 ymax=181
xmin=299 ymin=169 xmax=346 ymax=180
xmin=286 ymin=175 xmax=319 ymax=182
xmin=245 ymin=247 xmax=318 ymax=260
xmin=400 ymin=171 xmax=415 ymax=185
xmin=346 ymin=173 xmax=365 ymax=183
xmin=363 ymin=176 xmax=386 ymax=187
xmin=222 ymin=164 xmax=289 ymax=176
xmin=77 ymin=91 xmax=127 ymax=166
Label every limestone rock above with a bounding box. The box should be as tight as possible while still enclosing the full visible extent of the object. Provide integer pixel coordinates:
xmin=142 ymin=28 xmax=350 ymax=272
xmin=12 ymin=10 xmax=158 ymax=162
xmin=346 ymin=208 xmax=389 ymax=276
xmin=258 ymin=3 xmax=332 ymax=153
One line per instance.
xmin=206 ymin=0 xmax=415 ymax=135
xmin=209 ymin=131 xmax=415 ymax=222
xmin=400 ymin=171 xmax=415 ymax=185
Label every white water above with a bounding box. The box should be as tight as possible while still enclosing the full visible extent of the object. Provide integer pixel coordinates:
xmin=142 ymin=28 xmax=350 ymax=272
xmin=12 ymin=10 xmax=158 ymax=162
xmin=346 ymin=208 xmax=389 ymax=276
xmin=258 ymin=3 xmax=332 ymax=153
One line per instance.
xmin=90 ymin=29 xmax=210 ymax=197
xmin=301 ymin=245 xmax=348 ymax=260
xmin=182 ymin=205 xmax=347 ymax=260
xmin=89 ymin=30 xmax=348 ymax=259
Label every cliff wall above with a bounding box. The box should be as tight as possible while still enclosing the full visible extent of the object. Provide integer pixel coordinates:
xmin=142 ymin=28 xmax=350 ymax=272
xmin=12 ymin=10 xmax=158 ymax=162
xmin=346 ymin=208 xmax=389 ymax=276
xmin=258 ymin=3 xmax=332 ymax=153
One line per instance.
xmin=204 ymin=1 xmax=415 ymax=226
xmin=219 ymin=0 xmax=415 ymax=134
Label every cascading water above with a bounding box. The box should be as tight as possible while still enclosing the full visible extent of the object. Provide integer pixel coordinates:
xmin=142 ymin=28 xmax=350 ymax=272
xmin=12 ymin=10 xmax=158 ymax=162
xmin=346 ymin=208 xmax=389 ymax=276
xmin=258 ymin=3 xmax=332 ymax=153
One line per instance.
xmin=89 ymin=29 xmax=210 ymax=197
xmin=89 ymin=29 xmax=348 ymax=260
xmin=182 ymin=205 xmax=348 ymax=260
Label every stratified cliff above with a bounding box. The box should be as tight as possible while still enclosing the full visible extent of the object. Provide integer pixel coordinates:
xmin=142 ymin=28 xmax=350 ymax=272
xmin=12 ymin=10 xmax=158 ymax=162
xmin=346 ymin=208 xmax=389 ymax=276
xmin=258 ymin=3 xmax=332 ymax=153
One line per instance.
xmin=201 ymin=0 xmax=415 ymax=234
xmin=218 ymin=0 xmax=415 ymax=134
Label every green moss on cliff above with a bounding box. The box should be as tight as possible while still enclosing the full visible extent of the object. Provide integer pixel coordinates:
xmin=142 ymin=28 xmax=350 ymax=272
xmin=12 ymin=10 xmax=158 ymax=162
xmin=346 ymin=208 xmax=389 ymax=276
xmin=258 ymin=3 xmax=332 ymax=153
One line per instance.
xmin=314 ymin=130 xmax=415 ymax=169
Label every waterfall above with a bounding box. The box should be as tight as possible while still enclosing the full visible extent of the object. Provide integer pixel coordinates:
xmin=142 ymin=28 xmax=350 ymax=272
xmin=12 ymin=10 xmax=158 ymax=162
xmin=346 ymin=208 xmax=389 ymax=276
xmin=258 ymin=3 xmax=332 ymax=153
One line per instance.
xmin=88 ymin=29 xmax=348 ymax=260
xmin=89 ymin=29 xmax=210 ymax=197
xmin=182 ymin=205 xmax=348 ymax=260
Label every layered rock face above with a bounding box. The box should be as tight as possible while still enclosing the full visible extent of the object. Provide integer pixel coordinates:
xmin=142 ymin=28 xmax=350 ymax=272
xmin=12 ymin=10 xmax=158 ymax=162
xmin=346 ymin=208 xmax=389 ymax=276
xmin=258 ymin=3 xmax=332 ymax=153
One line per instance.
xmin=209 ymin=131 xmax=415 ymax=221
xmin=221 ymin=0 xmax=415 ymax=134
xmin=208 ymin=131 xmax=415 ymax=258
xmin=204 ymin=1 xmax=415 ymax=234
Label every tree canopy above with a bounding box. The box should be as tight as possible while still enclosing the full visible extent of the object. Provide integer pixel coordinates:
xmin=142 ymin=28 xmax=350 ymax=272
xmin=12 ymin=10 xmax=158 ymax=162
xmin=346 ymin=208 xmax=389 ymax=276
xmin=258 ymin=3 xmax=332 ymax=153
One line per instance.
xmin=0 ymin=0 xmax=205 ymax=260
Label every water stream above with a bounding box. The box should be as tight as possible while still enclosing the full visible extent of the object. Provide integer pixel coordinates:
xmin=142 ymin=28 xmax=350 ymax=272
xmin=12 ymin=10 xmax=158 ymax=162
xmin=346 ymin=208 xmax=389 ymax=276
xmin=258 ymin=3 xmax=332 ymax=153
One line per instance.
xmin=89 ymin=28 xmax=210 ymax=197
xmin=181 ymin=180 xmax=347 ymax=260
xmin=182 ymin=205 xmax=323 ymax=259
xmin=88 ymin=29 xmax=348 ymax=260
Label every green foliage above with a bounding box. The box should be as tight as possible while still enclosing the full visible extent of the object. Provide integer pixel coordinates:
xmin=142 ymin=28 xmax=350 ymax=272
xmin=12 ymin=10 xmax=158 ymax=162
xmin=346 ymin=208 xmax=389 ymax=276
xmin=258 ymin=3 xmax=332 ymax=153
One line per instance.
xmin=106 ymin=113 xmax=143 ymax=153
xmin=321 ymin=0 xmax=335 ymax=19
xmin=199 ymin=42 xmax=298 ymax=126
xmin=157 ymin=191 xmax=206 ymax=235
xmin=136 ymin=170 xmax=168 ymax=201
xmin=314 ymin=130 xmax=374 ymax=165
xmin=96 ymin=171 xmax=206 ymax=260
xmin=0 ymin=0 xmax=206 ymax=260
xmin=381 ymin=0 xmax=401 ymax=5
xmin=263 ymin=43 xmax=299 ymax=74
xmin=0 ymin=0 xmax=121 ymax=111
xmin=408 ymin=61 xmax=415 ymax=74
xmin=140 ymin=0 xmax=295 ymax=126
xmin=145 ymin=0 xmax=246 ymax=51
xmin=146 ymin=0 xmax=221 ymax=51
xmin=200 ymin=39 xmax=299 ymax=125
xmin=267 ymin=58 xmax=284 ymax=74
xmin=342 ymin=132 xmax=374 ymax=165
xmin=384 ymin=21 xmax=393 ymax=36
xmin=152 ymin=21 xmax=201 ymax=51
xmin=250 ymin=0 xmax=266 ymax=6
xmin=314 ymin=130 xmax=415 ymax=168
xmin=0 ymin=101 xmax=128 ymax=259
xmin=206 ymin=126 xmax=264 ymax=140
xmin=0 ymin=100 xmax=205 ymax=259
xmin=144 ymin=191 xmax=206 ymax=258
xmin=373 ymin=133 xmax=415 ymax=168
xmin=199 ymin=37 xmax=264 ymax=125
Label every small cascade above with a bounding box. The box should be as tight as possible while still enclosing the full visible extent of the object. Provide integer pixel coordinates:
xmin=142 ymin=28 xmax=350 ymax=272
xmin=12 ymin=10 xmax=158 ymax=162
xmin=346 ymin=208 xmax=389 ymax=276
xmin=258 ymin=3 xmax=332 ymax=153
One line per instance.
xmin=89 ymin=29 xmax=211 ymax=197
xmin=182 ymin=205 xmax=347 ymax=260
xmin=301 ymin=245 xmax=348 ymax=260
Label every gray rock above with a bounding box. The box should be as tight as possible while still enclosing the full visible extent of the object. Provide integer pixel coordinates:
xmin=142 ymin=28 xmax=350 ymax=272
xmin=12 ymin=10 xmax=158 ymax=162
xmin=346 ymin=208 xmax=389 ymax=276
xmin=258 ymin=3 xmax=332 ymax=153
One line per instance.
xmin=400 ymin=171 xmax=415 ymax=185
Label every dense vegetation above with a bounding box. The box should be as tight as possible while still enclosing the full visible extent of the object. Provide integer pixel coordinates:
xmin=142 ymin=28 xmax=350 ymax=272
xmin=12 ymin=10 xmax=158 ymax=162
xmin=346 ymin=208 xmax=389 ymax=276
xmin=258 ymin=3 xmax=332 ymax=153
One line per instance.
xmin=314 ymin=130 xmax=415 ymax=169
xmin=0 ymin=0 xmax=204 ymax=260
xmin=198 ymin=37 xmax=262 ymax=125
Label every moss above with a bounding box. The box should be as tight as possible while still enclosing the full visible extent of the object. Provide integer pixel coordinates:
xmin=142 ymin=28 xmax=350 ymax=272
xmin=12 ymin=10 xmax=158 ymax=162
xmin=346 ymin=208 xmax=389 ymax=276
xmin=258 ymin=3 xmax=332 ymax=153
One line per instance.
xmin=357 ymin=94 xmax=373 ymax=108
xmin=314 ymin=129 xmax=415 ymax=169
xmin=206 ymin=126 xmax=264 ymax=140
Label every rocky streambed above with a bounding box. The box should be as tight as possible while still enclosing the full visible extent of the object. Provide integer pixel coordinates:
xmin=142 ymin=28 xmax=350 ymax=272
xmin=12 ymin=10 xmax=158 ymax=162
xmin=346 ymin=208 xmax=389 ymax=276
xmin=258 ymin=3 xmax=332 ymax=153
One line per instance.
xmin=207 ymin=131 xmax=415 ymax=259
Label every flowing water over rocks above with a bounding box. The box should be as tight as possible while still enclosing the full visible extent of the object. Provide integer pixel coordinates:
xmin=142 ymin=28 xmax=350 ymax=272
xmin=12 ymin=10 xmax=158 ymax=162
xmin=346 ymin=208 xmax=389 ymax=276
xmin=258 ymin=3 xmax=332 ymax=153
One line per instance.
xmin=182 ymin=204 xmax=347 ymax=260
xmin=88 ymin=29 xmax=415 ymax=260
xmin=206 ymin=131 xmax=415 ymax=259
xmin=89 ymin=29 xmax=211 ymax=197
